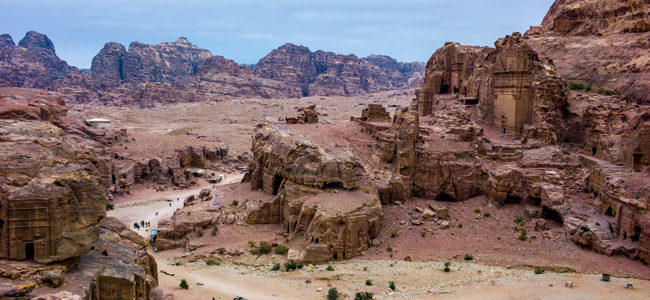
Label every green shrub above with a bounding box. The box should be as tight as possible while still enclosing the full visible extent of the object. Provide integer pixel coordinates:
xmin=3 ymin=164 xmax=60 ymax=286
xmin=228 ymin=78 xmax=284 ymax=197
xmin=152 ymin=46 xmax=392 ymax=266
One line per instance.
xmin=271 ymin=263 xmax=281 ymax=271
xmin=211 ymin=227 xmax=217 ymax=236
xmin=444 ymin=262 xmax=451 ymax=267
xmin=274 ymin=244 xmax=289 ymax=255
xmin=216 ymin=247 xmax=225 ymax=255
xmin=420 ymin=231 xmax=426 ymax=237
xmin=259 ymin=241 xmax=272 ymax=254
xmin=284 ymin=260 xmax=298 ymax=271
xmin=518 ymin=228 xmax=528 ymax=241
xmin=250 ymin=247 xmax=261 ymax=255
xmin=205 ymin=259 xmax=220 ymax=266
xmin=464 ymin=254 xmax=474 ymax=261
xmin=326 ymin=265 xmax=335 ymax=271
xmin=365 ymin=279 xmax=373 ymax=286
xmin=248 ymin=241 xmax=256 ymax=248
xmin=197 ymin=230 xmax=203 ymax=237
xmin=444 ymin=266 xmax=450 ymax=272
xmin=595 ymin=88 xmax=613 ymax=95
xmin=568 ymin=82 xmax=585 ymax=91
xmin=232 ymin=200 xmax=239 ymax=206
xmin=484 ymin=212 xmax=491 ymax=217
xmin=179 ymin=279 xmax=189 ymax=289
xmin=534 ymin=267 xmax=545 ymax=274
xmin=327 ymin=288 xmax=340 ymax=300
xmin=514 ymin=216 xmax=524 ymax=224
xmin=474 ymin=208 xmax=481 ymax=214
xmin=386 ymin=245 xmax=393 ymax=252
xmin=355 ymin=291 xmax=373 ymax=300
xmin=390 ymin=231 xmax=398 ymax=238
xmin=106 ymin=203 xmax=114 ymax=211
xmin=305 ymin=279 xmax=311 ymax=284
xmin=389 ymin=281 xmax=396 ymax=291
xmin=458 ymin=223 xmax=463 ymax=228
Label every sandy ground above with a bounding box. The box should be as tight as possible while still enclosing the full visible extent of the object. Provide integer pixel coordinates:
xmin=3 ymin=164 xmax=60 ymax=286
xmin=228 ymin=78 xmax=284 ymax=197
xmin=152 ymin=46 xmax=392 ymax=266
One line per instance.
xmin=108 ymin=172 xmax=244 ymax=237
xmin=107 ymin=183 xmax=650 ymax=300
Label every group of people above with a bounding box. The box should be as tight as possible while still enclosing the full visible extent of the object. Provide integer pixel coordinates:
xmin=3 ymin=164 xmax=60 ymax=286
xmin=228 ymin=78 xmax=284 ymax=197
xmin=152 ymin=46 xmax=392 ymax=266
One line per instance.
xmin=133 ymin=220 xmax=151 ymax=230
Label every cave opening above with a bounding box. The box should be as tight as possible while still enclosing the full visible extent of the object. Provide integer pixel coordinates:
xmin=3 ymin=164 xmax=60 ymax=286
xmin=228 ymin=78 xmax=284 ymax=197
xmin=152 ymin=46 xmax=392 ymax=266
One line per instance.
xmin=592 ymin=146 xmax=597 ymax=156
xmin=25 ymin=242 xmax=35 ymax=261
xmin=0 ymin=219 xmax=4 ymax=239
xmin=633 ymin=152 xmax=644 ymax=172
xmin=272 ymin=175 xmax=283 ymax=195
xmin=631 ymin=225 xmax=641 ymax=242
xmin=323 ymin=182 xmax=342 ymax=189
xmin=436 ymin=193 xmax=456 ymax=202
xmin=333 ymin=253 xmax=338 ymax=260
xmin=542 ymin=206 xmax=563 ymax=225
xmin=605 ymin=206 xmax=615 ymax=217
xmin=505 ymin=194 xmax=522 ymax=205
xmin=440 ymin=83 xmax=450 ymax=94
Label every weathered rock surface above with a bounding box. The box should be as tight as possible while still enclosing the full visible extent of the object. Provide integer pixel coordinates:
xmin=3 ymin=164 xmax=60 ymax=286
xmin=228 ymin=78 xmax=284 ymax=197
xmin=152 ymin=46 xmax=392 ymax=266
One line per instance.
xmin=525 ymin=0 xmax=650 ymax=104
xmin=0 ymin=118 xmax=108 ymax=263
xmin=253 ymin=43 xmax=424 ymax=97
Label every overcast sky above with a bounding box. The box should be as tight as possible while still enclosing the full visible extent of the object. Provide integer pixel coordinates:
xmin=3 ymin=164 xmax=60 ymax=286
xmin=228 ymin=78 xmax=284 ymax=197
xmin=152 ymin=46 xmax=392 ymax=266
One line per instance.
xmin=0 ymin=0 xmax=554 ymax=68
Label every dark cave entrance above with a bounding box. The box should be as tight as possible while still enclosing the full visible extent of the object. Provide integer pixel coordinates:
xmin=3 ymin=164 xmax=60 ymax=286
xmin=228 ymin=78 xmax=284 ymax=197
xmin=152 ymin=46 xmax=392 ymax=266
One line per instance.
xmin=592 ymin=146 xmax=597 ymax=156
xmin=0 ymin=219 xmax=4 ymax=239
xmin=25 ymin=242 xmax=35 ymax=261
xmin=505 ymin=194 xmax=522 ymax=205
xmin=631 ymin=225 xmax=642 ymax=242
xmin=272 ymin=175 xmax=283 ymax=195
xmin=633 ymin=152 xmax=644 ymax=172
xmin=440 ymin=83 xmax=450 ymax=94
xmin=541 ymin=207 xmax=563 ymax=225
xmin=605 ymin=206 xmax=615 ymax=217
xmin=333 ymin=253 xmax=338 ymax=260
xmin=529 ymin=197 xmax=542 ymax=206
xmin=436 ymin=193 xmax=456 ymax=202
xmin=323 ymin=182 xmax=342 ymax=189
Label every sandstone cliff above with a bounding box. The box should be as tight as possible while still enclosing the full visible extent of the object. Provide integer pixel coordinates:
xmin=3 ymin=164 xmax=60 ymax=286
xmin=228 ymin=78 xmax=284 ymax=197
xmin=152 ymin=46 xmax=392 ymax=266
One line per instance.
xmin=525 ymin=0 xmax=650 ymax=104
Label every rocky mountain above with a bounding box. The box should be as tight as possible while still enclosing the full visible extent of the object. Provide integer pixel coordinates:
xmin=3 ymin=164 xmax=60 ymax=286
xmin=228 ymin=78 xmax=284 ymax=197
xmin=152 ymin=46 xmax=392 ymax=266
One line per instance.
xmin=0 ymin=31 xmax=73 ymax=89
xmin=525 ymin=0 xmax=650 ymax=104
xmin=0 ymin=32 xmax=424 ymax=106
xmin=252 ymin=43 xmax=424 ymax=97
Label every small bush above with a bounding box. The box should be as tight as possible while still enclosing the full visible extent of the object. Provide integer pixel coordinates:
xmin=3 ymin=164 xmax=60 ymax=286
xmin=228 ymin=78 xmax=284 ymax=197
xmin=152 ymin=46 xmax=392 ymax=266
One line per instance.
xmin=444 ymin=266 xmax=450 ymax=272
xmin=484 ymin=212 xmax=491 ymax=217
xmin=284 ymin=260 xmax=298 ymax=271
xmin=389 ymin=281 xmax=396 ymax=291
xmin=250 ymin=248 xmax=261 ymax=255
xmin=259 ymin=241 xmax=272 ymax=254
xmin=248 ymin=241 xmax=256 ymax=248
xmin=211 ymin=227 xmax=217 ymax=236
xmin=595 ymin=88 xmax=613 ymax=95
xmin=231 ymin=200 xmax=239 ymax=206
xmin=518 ymin=228 xmax=528 ymax=241
xmin=474 ymin=208 xmax=481 ymax=214
xmin=217 ymin=247 xmax=225 ymax=255
xmin=363 ymin=267 xmax=368 ymax=271
xmin=568 ymin=82 xmax=585 ymax=91
xmin=187 ymin=212 xmax=191 ymax=216
xmin=386 ymin=246 xmax=393 ymax=252
xmin=390 ymin=231 xmax=398 ymax=238
xmin=274 ymin=244 xmax=289 ymax=255
xmin=514 ymin=216 xmax=524 ymax=224
xmin=534 ymin=267 xmax=545 ymax=274
xmin=327 ymin=288 xmax=340 ymax=300
xmin=305 ymin=279 xmax=311 ymax=284
xmin=444 ymin=261 xmax=451 ymax=267
xmin=421 ymin=231 xmax=426 ymax=237
xmin=326 ymin=265 xmax=335 ymax=271
xmin=458 ymin=223 xmax=463 ymax=228
xmin=179 ymin=279 xmax=189 ymax=289
xmin=464 ymin=254 xmax=474 ymax=261
xmin=355 ymin=291 xmax=373 ymax=300
xmin=365 ymin=279 xmax=373 ymax=286
xmin=205 ymin=259 xmax=220 ymax=266
xmin=197 ymin=230 xmax=203 ymax=237
xmin=106 ymin=203 xmax=114 ymax=211
xmin=271 ymin=263 xmax=281 ymax=271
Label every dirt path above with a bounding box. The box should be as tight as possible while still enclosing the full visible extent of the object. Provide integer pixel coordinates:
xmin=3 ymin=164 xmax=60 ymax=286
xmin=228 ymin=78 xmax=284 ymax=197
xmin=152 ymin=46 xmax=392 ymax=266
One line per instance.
xmin=108 ymin=173 xmax=244 ymax=237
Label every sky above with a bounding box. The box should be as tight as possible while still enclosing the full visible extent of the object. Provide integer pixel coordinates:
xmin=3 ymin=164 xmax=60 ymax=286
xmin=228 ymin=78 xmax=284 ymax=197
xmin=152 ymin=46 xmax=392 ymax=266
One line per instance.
xmin=0 ymin=0 xmax=555 ymax=68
